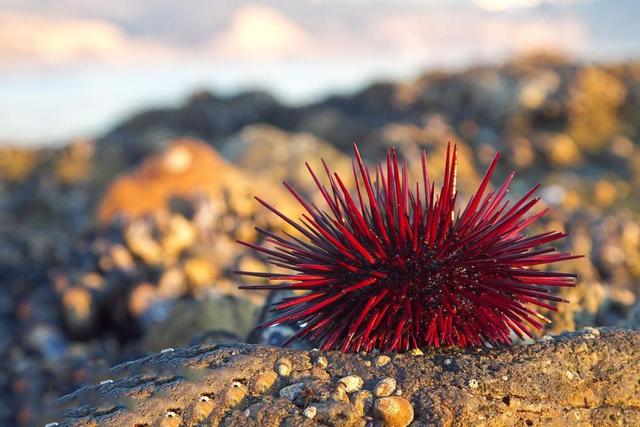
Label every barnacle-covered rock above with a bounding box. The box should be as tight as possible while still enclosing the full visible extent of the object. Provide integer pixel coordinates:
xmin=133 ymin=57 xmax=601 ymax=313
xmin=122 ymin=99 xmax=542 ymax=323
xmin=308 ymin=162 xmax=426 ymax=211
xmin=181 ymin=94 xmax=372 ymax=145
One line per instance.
xmin=51 ymin=329 xmax=640 ymax=426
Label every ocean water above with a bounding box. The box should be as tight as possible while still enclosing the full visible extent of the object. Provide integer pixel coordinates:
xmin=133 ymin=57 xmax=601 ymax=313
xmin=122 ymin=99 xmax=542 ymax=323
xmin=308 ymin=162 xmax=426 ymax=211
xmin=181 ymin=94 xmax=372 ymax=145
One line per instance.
xmin=4 ymin=44 xmax=640 ymax=146
xmin=0 ymin=57 xmax=434 ymax=145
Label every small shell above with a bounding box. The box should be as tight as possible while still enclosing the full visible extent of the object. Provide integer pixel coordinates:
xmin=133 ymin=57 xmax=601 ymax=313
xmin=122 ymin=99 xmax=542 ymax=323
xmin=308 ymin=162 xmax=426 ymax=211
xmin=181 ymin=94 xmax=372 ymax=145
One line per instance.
xmin=582 ymin=326 xmax=600 ymax=337
xmin=315 ymin=356 xmax=328 ymax=369
xmin=160 ymin=419 xmax=181 ymax=427
xmin=375 ymin=355 xmax=391 ymax=367
xmin=374 ymin=396 xmax=414 ymax=427
xmin=193 ymin=396 xmax=214 ymax=421
xmin=254 ymin=371 xmax=277 ymax=394
xmin=275 ymin=357 xmax=293 ymax=377
xmin=338 ymin=375 xmax=364 ymax=393
xmin=160 ymin=411 xmax=181 ymax=427
xmin=374 ymin=378 xmax=397 ymax=397
xmin=225 ymin=382 xmax=247 ymax=407
xmin=303 ymin=406 xmax=317 ymax=419
xmin=331 ymin=384 xmax=349 ymax=402
xmin=351 ymin=389 xmax=373 ymax=415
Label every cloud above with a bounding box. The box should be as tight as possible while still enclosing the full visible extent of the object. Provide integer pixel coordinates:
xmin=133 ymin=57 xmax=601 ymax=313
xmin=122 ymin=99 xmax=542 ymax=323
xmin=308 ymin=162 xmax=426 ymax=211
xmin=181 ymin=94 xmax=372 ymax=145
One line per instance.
xmin=0 ymin=2 xmax=616 ymax=69
xmin=474 ymin=0 xmax=544 ymax=11
xmin=0 ymin=11 xmax=171 ymax=68
xmin=209 ymin=5 xmax=315 ymax=59
xmin=473 ymin=0 xmax=590 ymax=12
xmin=360 ymin=8 xmax=588 ymax=62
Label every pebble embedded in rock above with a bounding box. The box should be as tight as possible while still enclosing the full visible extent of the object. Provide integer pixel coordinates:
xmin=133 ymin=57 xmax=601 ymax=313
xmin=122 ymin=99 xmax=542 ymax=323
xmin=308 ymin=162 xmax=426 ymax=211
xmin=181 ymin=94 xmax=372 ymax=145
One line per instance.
xmin=161 ymin=214 xmax=197 ymax=257
xmin=374 ymin=396 xmax=414 ymax=427
xmin=80 ymin=272 xmax=105 ymax=290
xmin=225 ymin=382 xmax=247 ymax=407
xmin=184 ymin=257 xmax=217 ymax=289
xmin=109 ymin=244 xmax=135 ymax=271
xmin=193 ymin=396 xmax=213 ymax=421
xmin=315 ymin=355 xmax=328 ymax=369
xmin=128 ymin=282 xmax=157 ymax=316
xmin=409 ymin=348 xmax=424 ymax=356
xmin=254 ymin=371 xmax=277 ymax=394
xmin=303 ymin=406 xmax=317 ymax=419
xmin=62 ymin=287 xmax=94 ymax=334
xmin=338 ymin=375 xmax=364 ymax=393
xmin=160 ymin=411 xmax=181 ymax=427
xmin=157 ymin=267 xmax=187 ymax=299
xmin=375 ymin=355 xmax=391 ymax=367
xmin=374 ymin=377 xmax=397 ymax=397
xmin=314 ymin=401 xmax=360 ymax=426
xmin=279 ymin=382 xmax=305 ymax=401
xmin=351 ymin=389 xmax=373 ymax=415
xmin=275 ymin=357 xmax=292 ymax=377
xmin=124 ymin=221 xmax=162 ymax=264
xmin=331 ymin=384 xmax=349 ymax=402
xmin=583 ymin=326 xmax=600 ymax=337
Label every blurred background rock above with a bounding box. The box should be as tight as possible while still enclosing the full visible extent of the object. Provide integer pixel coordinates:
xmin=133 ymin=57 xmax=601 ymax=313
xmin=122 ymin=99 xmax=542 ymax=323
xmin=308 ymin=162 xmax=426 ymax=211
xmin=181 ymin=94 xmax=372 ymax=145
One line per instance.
xmin=2 ymin=1 xmax=640 ymax=425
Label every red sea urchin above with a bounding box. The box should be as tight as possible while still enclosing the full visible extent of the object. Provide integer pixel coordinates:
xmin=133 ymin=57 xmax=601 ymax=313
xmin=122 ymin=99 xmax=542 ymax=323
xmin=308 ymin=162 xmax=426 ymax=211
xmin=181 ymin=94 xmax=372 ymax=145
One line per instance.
xmin=236 ymin=143 xmax=580 ymax=352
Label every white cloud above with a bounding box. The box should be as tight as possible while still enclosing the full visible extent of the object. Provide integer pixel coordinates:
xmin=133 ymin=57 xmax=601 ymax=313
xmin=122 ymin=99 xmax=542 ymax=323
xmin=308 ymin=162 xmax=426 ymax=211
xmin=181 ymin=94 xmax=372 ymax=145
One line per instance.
xmin=473 ymin=0 xmax=591 ymax=11
xmin=474 ymin=0 xmax=543 ymax=11
xmin=367 ymin=8 xmax=588 ymax=60
xmin=209 ymin=5 xmax=314 ymax=59
xmin=0 ymin=11 xmax=172 ymax=68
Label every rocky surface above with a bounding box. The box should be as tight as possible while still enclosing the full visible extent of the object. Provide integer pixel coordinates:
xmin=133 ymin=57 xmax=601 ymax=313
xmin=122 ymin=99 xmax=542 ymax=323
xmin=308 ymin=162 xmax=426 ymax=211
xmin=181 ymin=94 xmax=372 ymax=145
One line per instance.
xmin=50 ymin=328 xmax=640 ymax=426
xmin=220 ymin=124 xmax=354 ymax=207
xmin=2 ymin=55 xmax=640 ymax=425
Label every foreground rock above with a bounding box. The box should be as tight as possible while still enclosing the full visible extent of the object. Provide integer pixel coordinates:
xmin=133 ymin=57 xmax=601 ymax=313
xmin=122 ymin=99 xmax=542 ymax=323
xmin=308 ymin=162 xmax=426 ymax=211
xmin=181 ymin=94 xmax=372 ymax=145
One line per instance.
xmin=51 ymin=328 xmax=639 ymax=426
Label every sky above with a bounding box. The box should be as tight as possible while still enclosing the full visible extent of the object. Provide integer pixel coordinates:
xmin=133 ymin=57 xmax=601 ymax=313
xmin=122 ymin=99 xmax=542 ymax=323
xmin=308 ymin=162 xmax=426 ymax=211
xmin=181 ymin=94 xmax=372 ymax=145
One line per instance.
xmin=1 ymin=0 xmax=639 ymax=144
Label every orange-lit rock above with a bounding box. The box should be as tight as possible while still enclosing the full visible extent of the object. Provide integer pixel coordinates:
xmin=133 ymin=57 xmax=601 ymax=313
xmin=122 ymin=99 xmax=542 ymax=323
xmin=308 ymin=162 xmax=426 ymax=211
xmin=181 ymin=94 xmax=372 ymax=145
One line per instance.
xmin=98 ymin=138 xmax=294 ymax=224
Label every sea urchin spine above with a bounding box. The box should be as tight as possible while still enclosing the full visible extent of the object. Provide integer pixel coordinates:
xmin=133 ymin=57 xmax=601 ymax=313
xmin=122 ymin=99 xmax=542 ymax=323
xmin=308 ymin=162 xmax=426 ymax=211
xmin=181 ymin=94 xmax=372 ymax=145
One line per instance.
xmin=236 ymin=143 xmax=580 ymax=352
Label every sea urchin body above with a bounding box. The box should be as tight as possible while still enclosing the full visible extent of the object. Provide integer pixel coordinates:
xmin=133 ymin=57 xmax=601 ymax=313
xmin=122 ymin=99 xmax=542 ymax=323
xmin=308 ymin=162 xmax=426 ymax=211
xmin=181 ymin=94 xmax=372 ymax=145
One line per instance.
xmin=236 ymin=143 xmax=580 ymax=352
